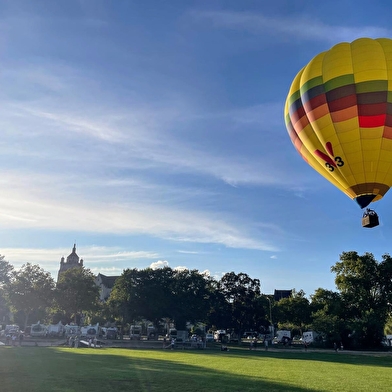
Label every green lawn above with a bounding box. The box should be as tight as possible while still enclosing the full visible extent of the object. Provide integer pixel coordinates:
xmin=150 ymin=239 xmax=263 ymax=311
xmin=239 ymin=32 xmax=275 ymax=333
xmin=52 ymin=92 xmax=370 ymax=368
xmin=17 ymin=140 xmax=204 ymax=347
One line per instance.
xmin=1 ymin=345 xmax=391 ymax=392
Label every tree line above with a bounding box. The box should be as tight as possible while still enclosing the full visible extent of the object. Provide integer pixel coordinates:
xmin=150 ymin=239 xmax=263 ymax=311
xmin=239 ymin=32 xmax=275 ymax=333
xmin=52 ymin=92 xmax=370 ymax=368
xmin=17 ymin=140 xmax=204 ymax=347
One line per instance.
xmin=1 ymin=251 xmax=391 ymax=349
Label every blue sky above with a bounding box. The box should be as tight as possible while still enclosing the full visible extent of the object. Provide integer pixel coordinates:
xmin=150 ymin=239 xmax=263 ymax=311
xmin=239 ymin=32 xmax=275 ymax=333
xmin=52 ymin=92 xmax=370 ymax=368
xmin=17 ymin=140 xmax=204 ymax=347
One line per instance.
xmin=2 ymin=0 xmax=392 ymax=296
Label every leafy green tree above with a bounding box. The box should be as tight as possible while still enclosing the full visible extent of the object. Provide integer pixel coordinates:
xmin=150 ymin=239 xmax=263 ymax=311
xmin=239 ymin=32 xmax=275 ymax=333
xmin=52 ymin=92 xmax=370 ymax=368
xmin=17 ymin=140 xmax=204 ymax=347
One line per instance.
xmin=275 ymin=290 xmax=311 ymax=335
xmin=108 ymin=268 xmax=144 ymax=328
xmin=0 ymin=255 xmax=13 ymax=323
xmin=384 ymin=314 xmax=392 ymax=335
xmin=168 ymin=269 xmax=210 ymax=330
xmin=7 ymin=263 xmax=55 ymax=329
xmin=310 ymin=288 xmax=346 ymax=346
xmin=55 ymin=267 xmax=100 ymax=325
xmin=109 ymin=267 xmax=211 ymax=331
xmin=219 ymin=272 xmax=261 ymax=338
xmin=132 ymin=267 xmax=174 ymax=327
xmin=331 ymin=251 xmax=392 ymax=348
xmin=0 ymin=255 xmax=13 ymax=285
xmin=205 ymin=279 xmax=232 ymax=330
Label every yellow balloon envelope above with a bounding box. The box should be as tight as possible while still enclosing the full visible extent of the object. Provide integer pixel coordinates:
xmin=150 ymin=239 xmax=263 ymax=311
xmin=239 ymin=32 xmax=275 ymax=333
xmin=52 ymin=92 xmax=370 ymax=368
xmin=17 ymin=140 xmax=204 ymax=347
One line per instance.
xmin=284 ymin=38 xmax=392 ymax=209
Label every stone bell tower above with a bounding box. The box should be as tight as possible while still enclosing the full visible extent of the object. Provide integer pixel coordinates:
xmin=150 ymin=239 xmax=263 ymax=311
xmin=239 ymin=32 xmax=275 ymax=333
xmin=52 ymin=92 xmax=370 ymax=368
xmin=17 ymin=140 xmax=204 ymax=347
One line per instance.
xmin=57 ymin=244 xmax=84 ymax=281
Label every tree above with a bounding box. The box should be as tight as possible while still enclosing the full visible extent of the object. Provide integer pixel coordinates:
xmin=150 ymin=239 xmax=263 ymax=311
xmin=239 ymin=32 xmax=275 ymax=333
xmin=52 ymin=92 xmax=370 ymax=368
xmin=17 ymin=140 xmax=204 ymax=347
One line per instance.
xmin=205 ymin=279 xmax=232 ymax=331
xmin=55 ymin=267 xmax=100 ymax=325
xmin=133 ymin=267 xmax=174 ymax=326
xmin=219 ymin=272 xmax=261 ymax=337
xmin=275 ymin=290 xmax=311 ymax=335
xmin=108 ymin=268 xmax=147 ymax=328
xmin=310 ymin=288 xmax=346 ymax=346
xmin=0 ymin=255 xmax=13 ymax=285
xmin=7 ymin=263 xmax=55 ymax=329
xmin=168 ymin=269 xmax=210 ymax=330
xmin=108 ymin=267 xmax=211 ymax=331
xmin=0 ymin=255 xmax=13 ymax=323
xmin=331 ymin=251 xmax=392 ymax=348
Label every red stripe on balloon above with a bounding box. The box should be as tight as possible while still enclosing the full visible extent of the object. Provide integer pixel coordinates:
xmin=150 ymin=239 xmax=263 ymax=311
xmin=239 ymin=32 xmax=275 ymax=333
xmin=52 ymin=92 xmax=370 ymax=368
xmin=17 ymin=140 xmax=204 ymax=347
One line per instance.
xmin=325 ymin=142 xmax=334 ymax=157
xmin=359 ymin=114 xmax=386 ymax=127
xmin=314 ymin=149 xmax=336 ymax=167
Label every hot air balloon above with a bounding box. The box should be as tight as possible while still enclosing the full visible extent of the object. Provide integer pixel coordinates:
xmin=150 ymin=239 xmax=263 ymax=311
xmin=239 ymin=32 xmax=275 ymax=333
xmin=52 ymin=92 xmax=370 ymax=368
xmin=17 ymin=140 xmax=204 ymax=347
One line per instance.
xmin=284 ymin=37 xmax=392 ymax=228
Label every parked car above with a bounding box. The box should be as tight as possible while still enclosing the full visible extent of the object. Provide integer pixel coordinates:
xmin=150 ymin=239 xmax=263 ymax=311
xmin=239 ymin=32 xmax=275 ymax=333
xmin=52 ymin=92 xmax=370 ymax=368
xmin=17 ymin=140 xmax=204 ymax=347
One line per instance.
xmin=243 ymin=332 xmax=258 ymax=339
xmin=205 ymin=333 xmax=214 ymax=342
xmin=214 ymin=330 xmax=226 ymax=342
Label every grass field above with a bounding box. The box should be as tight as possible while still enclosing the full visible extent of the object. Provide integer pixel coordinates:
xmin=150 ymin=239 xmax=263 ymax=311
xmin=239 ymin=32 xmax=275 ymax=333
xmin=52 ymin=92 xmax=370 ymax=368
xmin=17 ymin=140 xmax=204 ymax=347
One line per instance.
xmin=1 ymin=345 xmax=391 ymax=392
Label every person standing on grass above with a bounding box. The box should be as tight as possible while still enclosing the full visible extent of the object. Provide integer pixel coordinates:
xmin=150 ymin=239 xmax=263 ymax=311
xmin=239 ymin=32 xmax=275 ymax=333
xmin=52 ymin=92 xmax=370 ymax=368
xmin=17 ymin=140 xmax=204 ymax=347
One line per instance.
xmin=19 ymin=333 xmax=24 ymax=347
xmin=264 ymin=338 xmax=268 ymax=351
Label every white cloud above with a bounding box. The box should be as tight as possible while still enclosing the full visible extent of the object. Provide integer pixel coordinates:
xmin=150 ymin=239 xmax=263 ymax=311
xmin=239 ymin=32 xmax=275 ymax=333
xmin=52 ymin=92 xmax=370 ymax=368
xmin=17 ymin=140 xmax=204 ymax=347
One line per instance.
xmin=89 ymin=266 xmax=124 ymax=275
xmin=0 ymin=60 xmax=296 ymax=189
xmin=173 ymin=265 xmax=188 ymax=272
xmin=189 ymin=10 xmax=392 ymax=44
xmin=150 ymin=260 xmax=169 ymax=269
xmin=0 ymin=170 xmax=279 ymax=252
xmin=0 ymin=246 xmax=160 ymax=281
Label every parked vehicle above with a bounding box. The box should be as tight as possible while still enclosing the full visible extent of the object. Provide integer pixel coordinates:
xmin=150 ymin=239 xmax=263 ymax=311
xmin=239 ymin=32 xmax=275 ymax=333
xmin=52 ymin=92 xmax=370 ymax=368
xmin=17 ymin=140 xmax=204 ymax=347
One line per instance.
xmin=64 ymin=324 xmax=81 ymax=337
xmin=175 ymin=330 xmax=187 ymax=343
xmin=80 ymin=323 xmax=102 ymax=338
xmin=1 ymin=324 xmax=19 ymax=337
xmin=130 ymin=325 xmax=142 ymax=340
xmin=273 ymin=330 xmax=291 ymax=345
xmin=205 ymin=333 xmax=214 ymax=342
xmin=243 ymin=331 xmax=258 ymax=339
xmin=47 ymin=322 xmax=66 ymax=337
xmin=382 ymin=335 xmax=392 ymax=347
xmin=147 ymin=325 xmax=157 ymax=340
xmin=30 ymin=322 xmax=48 ymax=337
xmin=105 ymin=327 xmax=119 ymax=340
xmin=166 ymin=328 xmax=177 ymax=340
xmin=301 ymin=331 xmax=318 ymax=344
xmin=214 ymin=330 xmax=227 ymax=342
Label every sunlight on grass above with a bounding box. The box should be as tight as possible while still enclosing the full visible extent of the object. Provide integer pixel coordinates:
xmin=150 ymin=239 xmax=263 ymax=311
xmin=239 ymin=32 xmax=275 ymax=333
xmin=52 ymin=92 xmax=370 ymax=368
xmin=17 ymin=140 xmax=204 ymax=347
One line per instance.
xmin=1 ymin=346 xmax=391 ymax=392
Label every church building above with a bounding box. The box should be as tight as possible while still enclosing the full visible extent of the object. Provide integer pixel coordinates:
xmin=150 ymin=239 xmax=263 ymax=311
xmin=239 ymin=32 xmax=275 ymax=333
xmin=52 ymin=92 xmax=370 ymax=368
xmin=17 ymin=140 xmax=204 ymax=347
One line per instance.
xmin=57 ymin=244 xmax=119 ymax=302
xmin=57 ymin=243 xmax=84 ymax=281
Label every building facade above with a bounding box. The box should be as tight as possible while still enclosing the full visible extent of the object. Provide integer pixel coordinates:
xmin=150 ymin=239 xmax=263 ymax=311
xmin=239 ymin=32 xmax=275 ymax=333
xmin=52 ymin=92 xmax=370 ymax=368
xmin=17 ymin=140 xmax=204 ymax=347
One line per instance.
xmin=95 ymin=273 xmax=120 ymax=302
xmin=57 ymin=244 xmax=84 ymax=281
xmin=57 ymin=244 xmax=119 ymax=301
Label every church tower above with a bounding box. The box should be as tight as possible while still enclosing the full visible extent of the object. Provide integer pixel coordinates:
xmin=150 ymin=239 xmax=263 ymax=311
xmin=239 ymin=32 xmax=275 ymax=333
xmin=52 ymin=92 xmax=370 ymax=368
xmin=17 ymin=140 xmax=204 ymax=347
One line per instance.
xmin=57 ymin=244 xmax=84 ymax=281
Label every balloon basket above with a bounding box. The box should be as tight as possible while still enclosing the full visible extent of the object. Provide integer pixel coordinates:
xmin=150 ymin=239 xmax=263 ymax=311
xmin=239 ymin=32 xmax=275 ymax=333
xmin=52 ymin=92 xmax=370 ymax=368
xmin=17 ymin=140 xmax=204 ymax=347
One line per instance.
xmin=362 ymin=209 xmax=379 ymax=228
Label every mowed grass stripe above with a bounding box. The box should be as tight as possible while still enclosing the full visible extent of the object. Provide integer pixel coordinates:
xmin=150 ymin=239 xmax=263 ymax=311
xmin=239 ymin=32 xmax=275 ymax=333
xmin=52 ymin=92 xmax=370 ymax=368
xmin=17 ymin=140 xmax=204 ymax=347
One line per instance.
xmin=1 ymin=346 xmax=391 ymax=392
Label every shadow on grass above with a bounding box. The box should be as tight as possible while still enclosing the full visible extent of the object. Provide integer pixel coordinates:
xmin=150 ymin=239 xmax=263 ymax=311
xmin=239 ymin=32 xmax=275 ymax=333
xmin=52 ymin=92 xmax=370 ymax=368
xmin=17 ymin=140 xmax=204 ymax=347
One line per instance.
xmin=0 ymin=346 xmax=319 ymax=392
xmin=1 ymin=346 xmax=391 ymax=392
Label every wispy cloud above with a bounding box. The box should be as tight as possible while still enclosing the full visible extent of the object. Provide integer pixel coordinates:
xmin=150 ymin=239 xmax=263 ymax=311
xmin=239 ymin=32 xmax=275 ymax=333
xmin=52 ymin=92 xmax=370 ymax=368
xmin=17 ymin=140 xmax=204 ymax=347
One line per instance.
xmin=0 ymin=172 xmax=279 ymax=252
xmin=0 ymin=246 xmax=160 ymax=280
xmin=189 ymin=10 xmax=392 ymax=44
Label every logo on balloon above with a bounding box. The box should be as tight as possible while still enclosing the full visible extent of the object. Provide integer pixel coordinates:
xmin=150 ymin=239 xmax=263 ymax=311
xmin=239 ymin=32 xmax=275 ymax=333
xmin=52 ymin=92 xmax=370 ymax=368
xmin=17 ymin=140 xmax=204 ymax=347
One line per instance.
xmin=314 ymin=142 xmax=344 ymax=172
